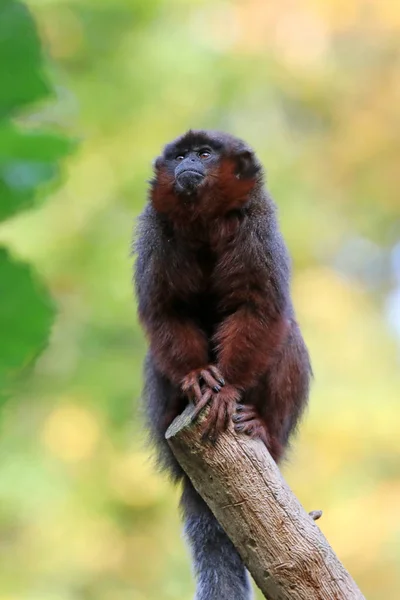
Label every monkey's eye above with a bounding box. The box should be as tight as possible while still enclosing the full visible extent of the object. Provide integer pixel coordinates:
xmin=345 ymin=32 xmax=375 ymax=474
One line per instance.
xmin=176 ymin=155 xmax=185 ymax=161
xmin=199 ymin=150 xmax=211 ymax=159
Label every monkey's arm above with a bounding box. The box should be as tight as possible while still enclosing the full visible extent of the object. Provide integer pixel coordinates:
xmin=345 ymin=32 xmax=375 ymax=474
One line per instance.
xmin=138 ymin=289 xmax=225 ymax=397
xmin=214 ymin=221 xmax=290 ymax=390
xmin=135 ymin=260 xmax=209 ymax=387
xmin=134 ymin=214 xmax=221 ymax=395
xmin=191 ymin=279 xmax=290 ymax=441
xmin=140 ymin=309 xmax=209 ymax=385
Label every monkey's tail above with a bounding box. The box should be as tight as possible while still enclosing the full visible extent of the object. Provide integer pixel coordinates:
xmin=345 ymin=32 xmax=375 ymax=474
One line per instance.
xmin=180 ymin=477 xmax=252 ymax=600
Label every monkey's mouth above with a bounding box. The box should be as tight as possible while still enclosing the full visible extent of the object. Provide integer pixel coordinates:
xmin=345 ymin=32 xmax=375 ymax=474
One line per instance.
xmin=175 ymin=170 xmax=205 ymax=194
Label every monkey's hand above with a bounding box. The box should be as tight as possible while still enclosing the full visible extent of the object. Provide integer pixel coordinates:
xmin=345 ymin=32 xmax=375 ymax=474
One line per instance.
xmin=193 ymin=384 xmax=241 ymax=444
xmin=181 ymin=365 xmax=225 ymax=404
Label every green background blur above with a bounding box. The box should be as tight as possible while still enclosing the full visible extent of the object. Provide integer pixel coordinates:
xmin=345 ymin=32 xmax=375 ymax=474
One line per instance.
xmin=0 ymin=1 xmax=399 ymax=599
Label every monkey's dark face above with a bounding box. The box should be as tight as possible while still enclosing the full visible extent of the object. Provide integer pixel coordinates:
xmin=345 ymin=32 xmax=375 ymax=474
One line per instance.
xmin=151 ymin=130 xmax=262 ymax=222
xmin=172 ymin=146 xmax=218 ymax=195
xmin=156 ymin=132 xmax=224 ymax=197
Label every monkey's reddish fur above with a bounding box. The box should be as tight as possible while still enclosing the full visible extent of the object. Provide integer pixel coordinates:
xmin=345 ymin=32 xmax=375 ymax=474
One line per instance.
xmin=152 ymin=157 xmax=256 ymax=226
xmin=135 ymin=130 xmax=311 ymax=464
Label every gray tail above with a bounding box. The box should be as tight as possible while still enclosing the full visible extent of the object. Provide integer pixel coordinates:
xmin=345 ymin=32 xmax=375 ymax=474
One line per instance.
xmin=181 ymin=478 xmax=252 ymax=600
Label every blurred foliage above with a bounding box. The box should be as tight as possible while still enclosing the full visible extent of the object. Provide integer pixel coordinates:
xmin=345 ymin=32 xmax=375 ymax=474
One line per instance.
xmin=0 ymin=0 xmax=399 ymax=599
xmin=0 ymin=0 xmax=71 ymax=399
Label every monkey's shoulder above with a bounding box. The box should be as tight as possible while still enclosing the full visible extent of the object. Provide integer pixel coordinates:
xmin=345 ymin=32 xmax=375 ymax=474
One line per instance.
xmin=242 ymin=196 xmax=291 ymax=265
xmin=134 ymin=204 xmax=176 ymax=265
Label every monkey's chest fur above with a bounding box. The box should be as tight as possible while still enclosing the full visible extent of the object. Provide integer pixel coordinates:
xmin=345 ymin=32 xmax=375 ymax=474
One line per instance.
xmin=175 ymin=244 xmax=225 ymax=356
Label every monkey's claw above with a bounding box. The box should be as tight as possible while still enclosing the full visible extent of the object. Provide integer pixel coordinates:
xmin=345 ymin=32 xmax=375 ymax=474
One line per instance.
xmin=208 ymin=365 xmax=225 ymax=386
xmin=181 ymin=365 xmax=225 ymax=403
xmin=200 ymin=366 xmax=225 ymax=391
xmin=233 ymin=403 xmax=257 ymax=421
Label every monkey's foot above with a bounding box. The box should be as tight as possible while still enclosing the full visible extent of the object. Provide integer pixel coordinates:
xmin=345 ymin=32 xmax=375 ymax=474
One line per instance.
xmin=181 ymin=365 xmax=225 ymax=403
xmin=193 ymin=384 xmax=240 ymax=444
xmin=232 ymin=404 xmax=269 ymax=447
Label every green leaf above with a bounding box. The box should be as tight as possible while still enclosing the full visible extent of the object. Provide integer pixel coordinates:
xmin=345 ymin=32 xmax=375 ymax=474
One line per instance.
xmin=0 ymin=0 xmax=49 ymax=117
xmin=0 ymin=247 xmax=55 ymax=392
xmin=0 ymin=0 xmax=73 ymax=403
xmin=0 ymin=123 xmax=73 ymax=221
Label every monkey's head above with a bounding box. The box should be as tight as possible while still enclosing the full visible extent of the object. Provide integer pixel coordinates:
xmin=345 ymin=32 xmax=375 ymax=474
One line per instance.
xmin=150 ymin=130 xmax=263 ymax=222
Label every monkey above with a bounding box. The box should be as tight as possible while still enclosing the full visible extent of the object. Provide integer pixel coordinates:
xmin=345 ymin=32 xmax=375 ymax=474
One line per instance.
xmin=133 ymin=130 xmax=312 ymax=600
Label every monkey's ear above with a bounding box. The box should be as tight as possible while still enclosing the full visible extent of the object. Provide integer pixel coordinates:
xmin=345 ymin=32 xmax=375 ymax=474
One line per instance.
xmin=152 ymin=156 xmax=164 ymax=171
xmin=234 ymin=149 xmax=261 ymax=180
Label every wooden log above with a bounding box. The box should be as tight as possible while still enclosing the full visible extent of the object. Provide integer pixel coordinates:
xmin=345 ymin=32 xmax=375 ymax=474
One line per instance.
xmin=166 ymin=404 xmax=365 ymax=600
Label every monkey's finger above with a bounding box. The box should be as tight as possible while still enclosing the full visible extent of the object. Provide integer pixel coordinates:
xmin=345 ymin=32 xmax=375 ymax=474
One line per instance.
xmin=214 ymin=403 xmax=228 ymax=435
xmin=202 ymin=398 xmax=223 ymax=440
xmin=233 ymin=408 xmax=257 ymax=423
xmin=234 ymin=420 xmax=257 ymax=435
xmin=242 ymin=419 xmax=258 ymax=432
xmin=181 ymin=374 xmax=195 ymax=393
xmin=209 ymin=366 xmax=225 ymax=386
xmin=200 ymin=369 xmax=222 ymax=392
xmin=232 ymin=413 xmax=244 ymax=423
xmin=224 ymin=403 xmax=233 ymax=431
xmin=191 ymin=380 xmax=202 ymax=403
xmin=192 ymin=398 xmax=211 ymax=420
xmin=258 ymin=429 xmax=270 ymax=447
xmin=192 ymin=389 xmax=212 ymax=419
xmin=201 ymin=388 xmax=213 ymax=404
xmin=201 ymin=402 xmax=219 ymax=442
xmin=234 ymin=422 xmax=245 ymax=433
xmin=235 ymin=403 xmax=255 ymax=415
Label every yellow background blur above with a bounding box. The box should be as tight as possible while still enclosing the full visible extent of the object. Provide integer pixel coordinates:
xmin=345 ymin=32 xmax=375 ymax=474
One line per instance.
xmin=0 ymin=1 xmax=399 ymax=598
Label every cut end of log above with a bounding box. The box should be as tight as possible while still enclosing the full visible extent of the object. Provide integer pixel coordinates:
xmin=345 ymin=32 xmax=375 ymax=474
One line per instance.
xmin=165 ymin=402 xmax=198 ymax=440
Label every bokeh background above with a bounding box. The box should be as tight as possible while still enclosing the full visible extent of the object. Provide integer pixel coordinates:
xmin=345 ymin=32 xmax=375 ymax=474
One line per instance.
xmin=0 ymin=0 xmax=399 ymax=599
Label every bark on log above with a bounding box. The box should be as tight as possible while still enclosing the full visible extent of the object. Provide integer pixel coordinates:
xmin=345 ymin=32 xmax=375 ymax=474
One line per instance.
xmin=166 ymin=404 xmax=365 ymax=600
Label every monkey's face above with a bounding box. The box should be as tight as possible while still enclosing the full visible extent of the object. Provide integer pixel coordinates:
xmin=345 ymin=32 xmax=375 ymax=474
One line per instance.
xmin=155 ymin=133 xmax=221 ymax=196
xmin=151 ymin=130 xmax=262 ymax=220
xmin=171 ymin=146 xmax=217 ymax=195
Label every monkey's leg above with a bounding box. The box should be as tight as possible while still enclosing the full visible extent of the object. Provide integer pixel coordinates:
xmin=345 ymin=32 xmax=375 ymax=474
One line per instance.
xmin=233 ymin=323 xmax=310 ymax=463
xmin=265 ymin=324 xmax=311 ymax=457
xmin=181 ymin=478 xmax=252 ymax=600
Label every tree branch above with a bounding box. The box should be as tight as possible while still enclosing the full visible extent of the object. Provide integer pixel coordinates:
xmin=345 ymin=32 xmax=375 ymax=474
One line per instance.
xmin=166 ymin=404 xmax=365 ymax=600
